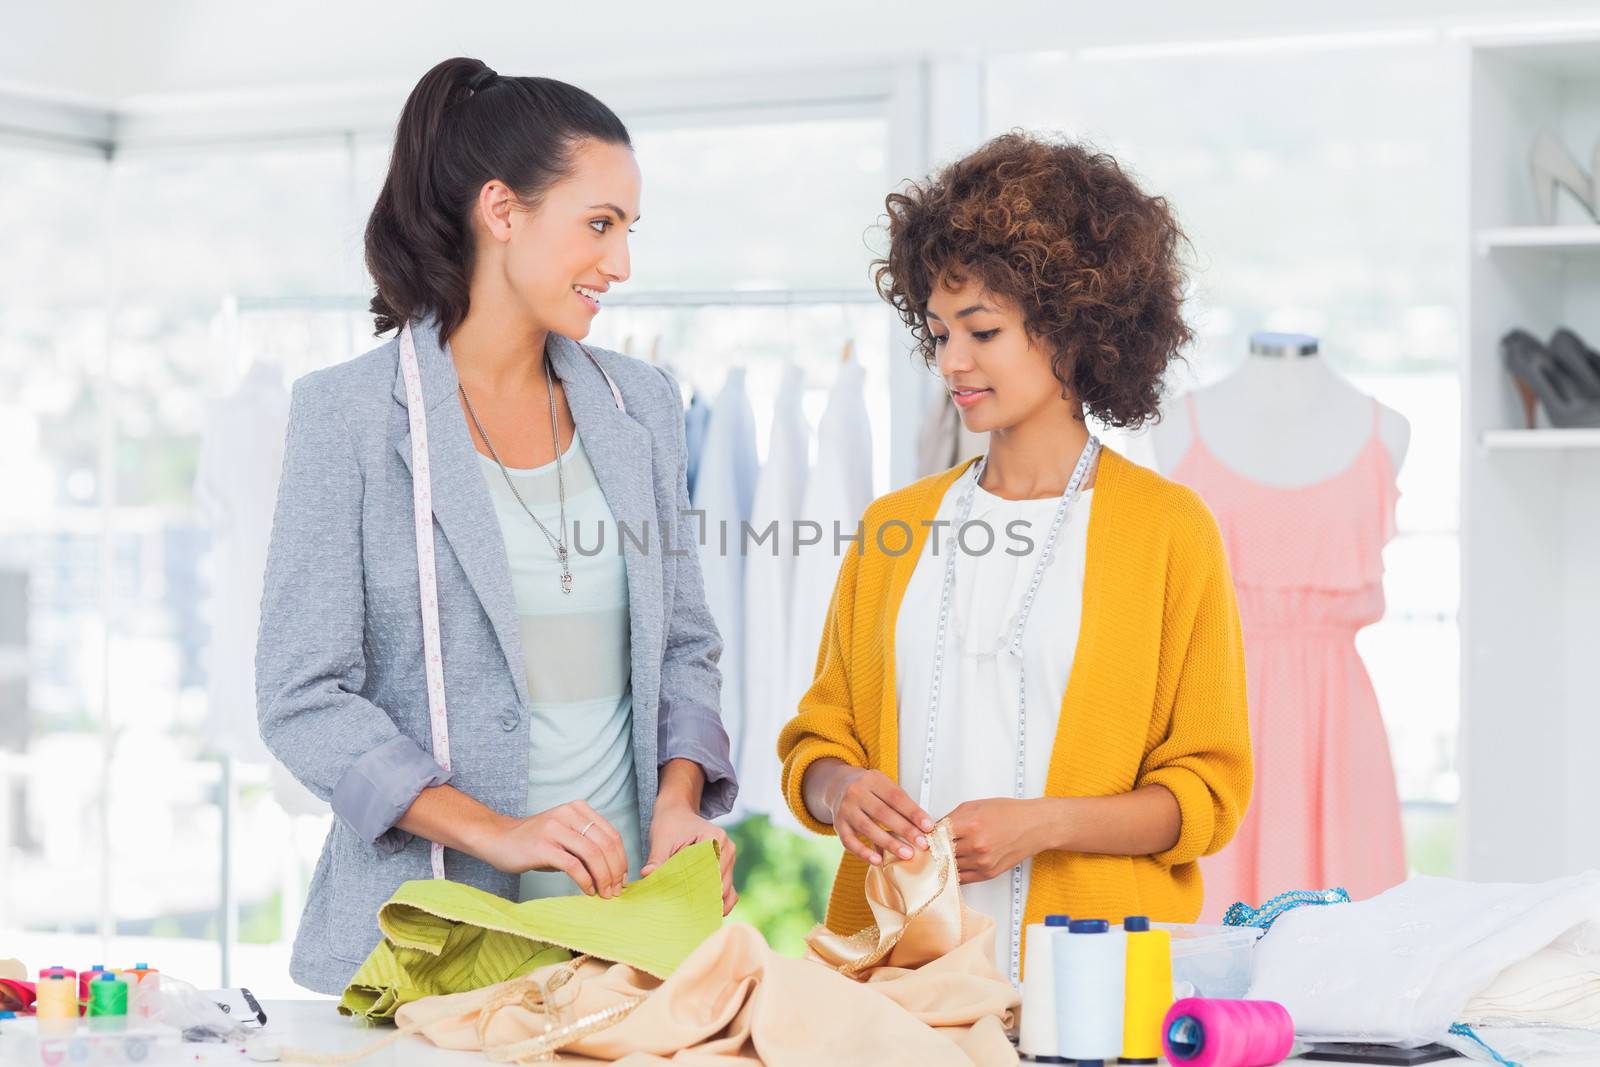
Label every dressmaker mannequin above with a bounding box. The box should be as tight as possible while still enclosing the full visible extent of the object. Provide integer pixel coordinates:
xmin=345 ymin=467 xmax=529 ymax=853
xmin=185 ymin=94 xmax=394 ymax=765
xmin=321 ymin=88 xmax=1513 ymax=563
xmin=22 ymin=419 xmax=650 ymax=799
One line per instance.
xmin=1151 ymin=332 xmax=1412 ymax=917
xmin=1151 ymin=333 xmax=1409 ymax=483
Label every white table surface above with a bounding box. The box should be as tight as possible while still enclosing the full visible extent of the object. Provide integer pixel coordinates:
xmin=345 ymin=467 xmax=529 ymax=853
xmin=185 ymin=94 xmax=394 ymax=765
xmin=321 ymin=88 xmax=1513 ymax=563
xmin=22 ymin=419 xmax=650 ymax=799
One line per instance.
xmin=4 ymin=999 xmax=1475 ymax=1066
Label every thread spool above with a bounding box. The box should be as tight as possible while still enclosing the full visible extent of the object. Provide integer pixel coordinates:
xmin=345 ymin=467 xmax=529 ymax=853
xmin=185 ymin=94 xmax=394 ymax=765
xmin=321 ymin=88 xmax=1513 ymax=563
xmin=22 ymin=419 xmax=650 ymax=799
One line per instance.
xmin=120 ymin=963 xmax=156 ymax=986
xmin=1162 ymin=998 xmax=1294 ymax=1067
xmin=87 ymin=973 xmax=128 ymax=1017
xmin=1120 ymin=916 xmax=1172 ymax=1064
xmin=1018 ymin=914 xmax=1070 ymax=1062
xmin=125 ymin=965 xmax=160 ymax=1020
xmin=35 ymin=975 xmax=78 ymax=1021
xmin=1053 ymin=919 xmax=1126 ymax=1066
xmin=39 ymin=966 xmax=75 ymax=982
xmin=78 ymin=964 xmax=108 ymax=1009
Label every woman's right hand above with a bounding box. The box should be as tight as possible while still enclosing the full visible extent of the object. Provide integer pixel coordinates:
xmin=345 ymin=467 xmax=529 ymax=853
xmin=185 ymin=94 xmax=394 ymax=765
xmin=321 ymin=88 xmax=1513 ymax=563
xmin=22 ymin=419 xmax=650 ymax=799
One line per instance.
xmin=476 ymin=800 xmax=629 ymax=898
xmin=824 ymin=767 xmax=936 ymax=867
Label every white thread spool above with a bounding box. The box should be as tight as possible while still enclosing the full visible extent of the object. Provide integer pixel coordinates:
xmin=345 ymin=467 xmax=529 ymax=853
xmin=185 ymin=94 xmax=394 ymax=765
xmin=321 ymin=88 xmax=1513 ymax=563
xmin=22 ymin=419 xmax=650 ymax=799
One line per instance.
xmin=1019 ymin=915 xmax=1071 ymax=1061
xmin=1053 ymin=919 xmax=1126 ymax=1066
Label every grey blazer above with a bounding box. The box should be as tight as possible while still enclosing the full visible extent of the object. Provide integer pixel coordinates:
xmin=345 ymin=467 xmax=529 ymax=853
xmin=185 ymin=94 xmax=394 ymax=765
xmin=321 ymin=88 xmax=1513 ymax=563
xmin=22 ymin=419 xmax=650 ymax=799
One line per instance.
xmin=255 ymin=316 xmax=736 ymax=995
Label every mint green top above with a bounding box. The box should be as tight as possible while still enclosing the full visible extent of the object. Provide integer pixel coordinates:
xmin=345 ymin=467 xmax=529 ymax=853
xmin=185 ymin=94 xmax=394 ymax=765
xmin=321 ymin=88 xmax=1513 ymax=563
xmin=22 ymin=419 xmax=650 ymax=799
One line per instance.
xmin=477 ymin=429 xmax=644 ymax=900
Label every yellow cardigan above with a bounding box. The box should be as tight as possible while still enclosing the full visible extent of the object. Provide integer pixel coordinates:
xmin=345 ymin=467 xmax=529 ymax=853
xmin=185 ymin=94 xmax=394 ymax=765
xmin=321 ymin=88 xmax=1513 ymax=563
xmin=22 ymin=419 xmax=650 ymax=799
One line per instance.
xmin=778 ymin=447 xmax=1252 ymax=942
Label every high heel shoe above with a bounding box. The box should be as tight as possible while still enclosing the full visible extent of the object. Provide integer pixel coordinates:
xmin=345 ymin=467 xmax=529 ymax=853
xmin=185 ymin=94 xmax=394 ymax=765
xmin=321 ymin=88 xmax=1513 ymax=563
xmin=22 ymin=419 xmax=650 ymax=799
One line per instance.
xmin=1530 ymin=131 xmax=1600 ymax=225
xmin=1501 ymin=329 xmax=1600 ymax=429
xmin=1548 ymin=327 xmax=1600 ymax=398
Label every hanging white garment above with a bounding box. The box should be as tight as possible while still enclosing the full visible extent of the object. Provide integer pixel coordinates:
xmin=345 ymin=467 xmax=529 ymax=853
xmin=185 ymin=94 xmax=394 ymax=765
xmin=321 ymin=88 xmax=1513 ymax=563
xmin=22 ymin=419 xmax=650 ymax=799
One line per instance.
xmin=736 ymin=364 xmax=812 ymax=828
xmin=684 ymin=389 xmax=713 ymax=500
xmin=786 ymin=360 xmax=875 ymax=734
xmin=194 ymin=362 xmax=325 ymax=816
xmin=1247 ymin=870 xmax=1600 ymax=1064
xmin=690 ymin=369 xmax=759 ymax=786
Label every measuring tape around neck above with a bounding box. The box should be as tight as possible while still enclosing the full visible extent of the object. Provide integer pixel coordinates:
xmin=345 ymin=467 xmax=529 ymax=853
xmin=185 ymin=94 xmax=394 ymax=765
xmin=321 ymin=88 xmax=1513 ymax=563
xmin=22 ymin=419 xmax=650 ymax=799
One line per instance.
xmin=396 ymin=321 xmax=626 ymax=879
xmin=918 ymin=437 xmax=1100 ymax=985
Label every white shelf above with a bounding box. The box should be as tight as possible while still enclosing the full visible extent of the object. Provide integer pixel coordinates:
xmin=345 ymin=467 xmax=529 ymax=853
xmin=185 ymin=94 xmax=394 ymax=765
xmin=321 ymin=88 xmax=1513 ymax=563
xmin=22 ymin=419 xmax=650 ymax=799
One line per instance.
xmin=1481 ymin=428 xmax=1600 ymax=449
xmin=1462 ymin=35 xmax=1600 ymax=886
xmin=1476 ymin=224 xmax=1600 ymax=254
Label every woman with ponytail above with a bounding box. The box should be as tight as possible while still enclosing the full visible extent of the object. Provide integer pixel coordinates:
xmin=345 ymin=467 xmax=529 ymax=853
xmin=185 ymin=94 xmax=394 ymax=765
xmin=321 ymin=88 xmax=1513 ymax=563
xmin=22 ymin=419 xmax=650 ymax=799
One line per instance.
xmin=256 ymin=57 xmax=737 ymax=994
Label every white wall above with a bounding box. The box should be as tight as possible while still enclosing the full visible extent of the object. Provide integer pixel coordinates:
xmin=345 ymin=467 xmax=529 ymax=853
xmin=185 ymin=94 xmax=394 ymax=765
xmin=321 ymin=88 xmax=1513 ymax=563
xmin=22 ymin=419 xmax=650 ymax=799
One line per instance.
xmin=6 ymin=0 xmax=1600 ymax=105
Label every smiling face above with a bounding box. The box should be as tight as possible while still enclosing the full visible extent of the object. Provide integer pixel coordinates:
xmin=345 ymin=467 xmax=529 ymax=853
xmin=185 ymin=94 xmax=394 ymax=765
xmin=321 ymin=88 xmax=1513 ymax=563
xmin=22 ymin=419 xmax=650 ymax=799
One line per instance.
xmin=476 ymin=137 xmax=641 ymax=340
xmin=926 ymin=274 xmax=1071 ymax=434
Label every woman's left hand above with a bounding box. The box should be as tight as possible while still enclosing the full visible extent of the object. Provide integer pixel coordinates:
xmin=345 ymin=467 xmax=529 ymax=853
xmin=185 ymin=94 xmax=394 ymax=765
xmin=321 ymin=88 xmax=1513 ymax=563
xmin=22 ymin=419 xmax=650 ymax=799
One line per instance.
xmin=643 ymin=802 xmax=738 ymax=915
xmin=945 ymin=798 xmax=1047 ymax=884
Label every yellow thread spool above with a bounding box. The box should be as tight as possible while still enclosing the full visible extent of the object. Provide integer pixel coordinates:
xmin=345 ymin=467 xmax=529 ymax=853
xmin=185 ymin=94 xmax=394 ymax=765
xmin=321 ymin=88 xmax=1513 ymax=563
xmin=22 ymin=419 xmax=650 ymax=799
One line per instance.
xmin=1121 ymin=916 xmax=1173 ymax=1064
xmin=35 ymin=975 xmax=78 ymax=1021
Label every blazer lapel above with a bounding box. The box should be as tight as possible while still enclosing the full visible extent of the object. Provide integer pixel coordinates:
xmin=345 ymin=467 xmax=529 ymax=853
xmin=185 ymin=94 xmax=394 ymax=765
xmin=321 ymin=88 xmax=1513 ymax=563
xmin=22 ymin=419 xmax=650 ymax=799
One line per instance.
xmin=391 ymin=317 xmax=531 ymax=711
xmin=545 ymin=335 xmax=663 ymax=710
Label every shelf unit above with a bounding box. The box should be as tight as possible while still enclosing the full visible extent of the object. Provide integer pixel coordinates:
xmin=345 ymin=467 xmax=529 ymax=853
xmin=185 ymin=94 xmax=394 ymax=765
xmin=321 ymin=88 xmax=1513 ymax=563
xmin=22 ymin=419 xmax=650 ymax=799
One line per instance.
xmin=1480 ymin=428 xmax=1600 ymax=450
xmin=1476 ymin=223 xmax=1600 ymax=254
xmin=1461 ymin=35 xmax=1600 ymax=883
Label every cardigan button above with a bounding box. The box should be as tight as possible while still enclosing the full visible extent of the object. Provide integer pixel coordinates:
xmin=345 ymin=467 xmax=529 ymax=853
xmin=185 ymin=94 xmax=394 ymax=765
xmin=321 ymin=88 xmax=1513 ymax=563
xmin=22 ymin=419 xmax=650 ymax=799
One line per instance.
xmin=499 ymin=713 xmax=519 ymax=731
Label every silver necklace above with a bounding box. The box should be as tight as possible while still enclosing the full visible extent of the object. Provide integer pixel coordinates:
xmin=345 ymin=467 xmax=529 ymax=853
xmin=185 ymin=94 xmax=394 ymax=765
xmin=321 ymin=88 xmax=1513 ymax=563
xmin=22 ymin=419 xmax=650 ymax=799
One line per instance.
xmin=459 ymin=353 xmax=574 ymax=595
xmin=920 ymin=436 xmax=1100 ymax=987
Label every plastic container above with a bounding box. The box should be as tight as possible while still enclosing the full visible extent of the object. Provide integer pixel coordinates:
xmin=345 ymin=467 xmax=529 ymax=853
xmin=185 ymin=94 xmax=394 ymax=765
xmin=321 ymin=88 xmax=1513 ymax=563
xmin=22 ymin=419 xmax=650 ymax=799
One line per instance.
xmin=0 ymin=1016 xmax=181 ymax=1066
xmin=1152 ymin=922 xmax=1264 ymax=1000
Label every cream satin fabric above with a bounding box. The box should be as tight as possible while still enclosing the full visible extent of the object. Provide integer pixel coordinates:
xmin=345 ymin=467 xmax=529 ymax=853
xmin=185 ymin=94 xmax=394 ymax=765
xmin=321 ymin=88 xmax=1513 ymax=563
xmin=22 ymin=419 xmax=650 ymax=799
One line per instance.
xmin=387 ymin=821 xmax=1019 ymax=1065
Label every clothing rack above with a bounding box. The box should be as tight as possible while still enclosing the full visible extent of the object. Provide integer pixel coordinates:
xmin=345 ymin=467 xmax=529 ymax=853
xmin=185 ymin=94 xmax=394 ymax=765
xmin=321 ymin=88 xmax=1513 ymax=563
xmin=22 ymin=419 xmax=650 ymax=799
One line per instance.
xmin=231 ymin=289 xmax=884 ymax=312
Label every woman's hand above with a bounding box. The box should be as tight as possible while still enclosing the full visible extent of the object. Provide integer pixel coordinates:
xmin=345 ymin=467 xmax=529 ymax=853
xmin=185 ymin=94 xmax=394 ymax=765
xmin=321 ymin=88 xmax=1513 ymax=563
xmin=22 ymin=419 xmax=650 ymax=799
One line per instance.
xmin=474 ymin=800 xmax=629 ymax=898
xmin=825 ymin=767 xmax=936 ymax=867
xmin=944 ymin=798 xmax=1045 ymax=884
xmin=642 ymin=802 xmax=737 ymax=915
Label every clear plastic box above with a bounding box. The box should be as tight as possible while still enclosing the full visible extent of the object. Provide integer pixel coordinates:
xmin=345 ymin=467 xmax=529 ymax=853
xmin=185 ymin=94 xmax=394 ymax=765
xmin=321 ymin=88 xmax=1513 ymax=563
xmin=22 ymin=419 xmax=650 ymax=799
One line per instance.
xmin=0 ymin=1017 xmax=182 ymax=1065
xmin=1152 ymin=922 xmax=1265 ymax=999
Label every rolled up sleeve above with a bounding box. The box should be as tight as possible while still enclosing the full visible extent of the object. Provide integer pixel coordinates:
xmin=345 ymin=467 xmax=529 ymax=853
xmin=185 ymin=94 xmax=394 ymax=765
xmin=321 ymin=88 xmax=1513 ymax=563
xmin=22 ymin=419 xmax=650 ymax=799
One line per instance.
xmin=332 ymin=735 xmax=453 ymax=853
xmin=654 ymin=366 xmax=738 ymax=819
xmin=1138 ymin=502 xmax=1253 ymax=869
xmin=777 ymin=545 xmax=867 ymax=836
xmin=256 ymin=376 xmax=451 ymax=854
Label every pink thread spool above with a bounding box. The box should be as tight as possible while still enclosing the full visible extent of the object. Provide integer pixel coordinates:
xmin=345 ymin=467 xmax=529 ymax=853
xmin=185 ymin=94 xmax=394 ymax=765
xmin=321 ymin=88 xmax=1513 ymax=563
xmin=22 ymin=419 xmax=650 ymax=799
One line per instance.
xmin=1161 ymin=997 xmax=1294 ymax=1067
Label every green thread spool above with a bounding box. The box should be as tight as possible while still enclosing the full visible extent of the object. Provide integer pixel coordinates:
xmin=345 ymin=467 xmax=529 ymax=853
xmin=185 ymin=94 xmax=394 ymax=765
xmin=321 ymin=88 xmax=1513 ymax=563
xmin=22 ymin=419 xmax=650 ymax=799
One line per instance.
xmin=86 ymin=974 xmax=127 ymax=1016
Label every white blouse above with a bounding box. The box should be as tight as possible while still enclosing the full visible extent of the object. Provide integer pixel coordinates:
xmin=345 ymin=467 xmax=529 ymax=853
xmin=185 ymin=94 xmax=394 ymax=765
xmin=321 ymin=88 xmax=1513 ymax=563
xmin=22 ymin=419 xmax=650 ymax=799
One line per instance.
xmin=894 ymin=463 xmax=1093 ymax=976
xmin=477 ymin=428 xmax=645 ymax=901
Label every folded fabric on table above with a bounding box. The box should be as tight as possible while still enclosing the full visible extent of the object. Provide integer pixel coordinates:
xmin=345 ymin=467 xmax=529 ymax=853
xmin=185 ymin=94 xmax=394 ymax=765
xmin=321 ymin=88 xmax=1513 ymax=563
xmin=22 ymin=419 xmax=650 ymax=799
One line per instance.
xmin=1246 ymin=869 xmax=1600 ymax=1064
xmin=382 ymin=821 xmax=1020 ymax=1066
xmin=339 ymin=840 xmax=724 ymax=1021
xmin=1461 ymin=923 xmax=1600 ymax=1029
xmin=0 ymin=977 xmax=32 ymax=1014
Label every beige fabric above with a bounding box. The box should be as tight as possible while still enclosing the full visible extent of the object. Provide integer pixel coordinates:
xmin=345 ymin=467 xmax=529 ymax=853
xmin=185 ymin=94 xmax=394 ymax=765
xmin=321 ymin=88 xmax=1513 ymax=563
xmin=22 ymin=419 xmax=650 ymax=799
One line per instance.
xmin=393 ymin=822 xmax=1019 ymax=1065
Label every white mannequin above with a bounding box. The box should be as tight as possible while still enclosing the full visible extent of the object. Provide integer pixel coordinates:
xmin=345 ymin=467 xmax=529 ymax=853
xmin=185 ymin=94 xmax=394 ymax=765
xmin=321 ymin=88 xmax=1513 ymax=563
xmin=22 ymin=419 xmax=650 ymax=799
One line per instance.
xmin=1151 ymin=333 xmax=1410 ymax=483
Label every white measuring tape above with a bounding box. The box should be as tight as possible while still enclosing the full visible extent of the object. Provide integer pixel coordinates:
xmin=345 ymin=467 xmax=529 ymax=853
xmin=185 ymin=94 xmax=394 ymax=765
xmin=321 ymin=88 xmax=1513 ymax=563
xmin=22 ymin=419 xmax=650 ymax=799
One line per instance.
xmin=917 ymin=438 xmax=1099 ymax=986
xmin=397 ymin=321 xmax=627 ymax=879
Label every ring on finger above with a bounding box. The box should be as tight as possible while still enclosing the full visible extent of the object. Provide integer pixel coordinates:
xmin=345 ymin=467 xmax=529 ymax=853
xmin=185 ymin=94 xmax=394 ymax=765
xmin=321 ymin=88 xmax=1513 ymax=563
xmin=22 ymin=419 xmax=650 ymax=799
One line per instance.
xmin=579 ymin=820 xmax=595 ymax=838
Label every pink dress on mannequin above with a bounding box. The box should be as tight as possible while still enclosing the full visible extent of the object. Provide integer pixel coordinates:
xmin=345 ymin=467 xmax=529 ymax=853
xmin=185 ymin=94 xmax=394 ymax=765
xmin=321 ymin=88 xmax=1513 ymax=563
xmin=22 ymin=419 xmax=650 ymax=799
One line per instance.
xmin=1171 ymin=393 xmax=1406 ymax=920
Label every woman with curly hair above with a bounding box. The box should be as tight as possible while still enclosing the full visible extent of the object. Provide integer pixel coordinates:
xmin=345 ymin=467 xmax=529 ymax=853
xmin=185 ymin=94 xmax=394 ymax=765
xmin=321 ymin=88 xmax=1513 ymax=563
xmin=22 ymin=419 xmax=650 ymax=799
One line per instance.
xmin=779 ymin=132 xmax=1253 ymax=982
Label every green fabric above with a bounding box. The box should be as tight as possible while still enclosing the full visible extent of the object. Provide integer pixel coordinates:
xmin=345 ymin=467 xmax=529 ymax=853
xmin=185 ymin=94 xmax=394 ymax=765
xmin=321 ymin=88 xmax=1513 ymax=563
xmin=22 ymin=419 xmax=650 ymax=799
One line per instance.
xmin=339 ymin=840 xmax=723 ymax=1020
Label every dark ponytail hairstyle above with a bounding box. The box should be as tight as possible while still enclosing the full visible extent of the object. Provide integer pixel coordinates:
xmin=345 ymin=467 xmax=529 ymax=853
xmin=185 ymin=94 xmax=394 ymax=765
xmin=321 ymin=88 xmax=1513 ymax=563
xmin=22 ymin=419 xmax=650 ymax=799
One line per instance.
xmin=364 ymin=57 xmax=632 ymax=339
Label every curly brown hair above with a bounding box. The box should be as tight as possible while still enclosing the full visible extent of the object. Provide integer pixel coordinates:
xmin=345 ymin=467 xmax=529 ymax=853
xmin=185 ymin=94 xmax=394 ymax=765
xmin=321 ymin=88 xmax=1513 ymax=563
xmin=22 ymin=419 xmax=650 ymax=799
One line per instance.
xmin=873 ymin=131 xmax=1193 ymax=429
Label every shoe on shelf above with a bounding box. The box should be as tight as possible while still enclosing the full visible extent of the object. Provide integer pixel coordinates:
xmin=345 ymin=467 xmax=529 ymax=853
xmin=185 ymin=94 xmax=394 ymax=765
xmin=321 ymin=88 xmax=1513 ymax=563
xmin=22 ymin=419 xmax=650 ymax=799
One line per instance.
xmin=1530 ymin=131 xmax=1600 ymax=226
xmin=1548 ymin=327 xmax=1600 ymax=399
xmin=1501 ymin=328 xmax=1600 ymax=429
